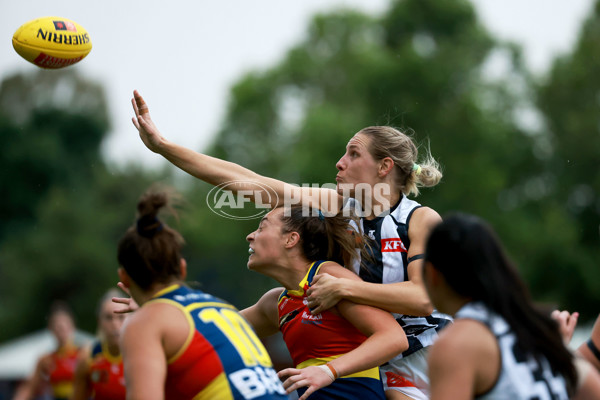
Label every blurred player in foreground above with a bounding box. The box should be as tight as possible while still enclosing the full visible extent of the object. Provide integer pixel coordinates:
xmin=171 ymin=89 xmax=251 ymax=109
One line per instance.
xmin=422 ymin=213 xmax=600 ymax=399
xmin=116 ymin=189 xmax=288 ymax=400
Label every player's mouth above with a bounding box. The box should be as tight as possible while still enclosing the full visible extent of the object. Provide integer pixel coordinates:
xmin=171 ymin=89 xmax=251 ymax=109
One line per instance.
xmin=248 ymin=247 xmax=255 ymax=255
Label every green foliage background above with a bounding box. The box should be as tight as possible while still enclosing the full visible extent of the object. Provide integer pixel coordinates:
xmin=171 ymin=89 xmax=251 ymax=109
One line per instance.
xmin=0 ymin=0 xmax=598 ymax=341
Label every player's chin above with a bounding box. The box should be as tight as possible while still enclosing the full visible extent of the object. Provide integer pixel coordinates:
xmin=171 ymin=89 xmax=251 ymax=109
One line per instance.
xmin=246 ymin=257 xmax=264 ymax=272
xmin=107 ymin=333 xmax=120 ymax=345
xmin=336 ymin=183 xmax=355 ymax=198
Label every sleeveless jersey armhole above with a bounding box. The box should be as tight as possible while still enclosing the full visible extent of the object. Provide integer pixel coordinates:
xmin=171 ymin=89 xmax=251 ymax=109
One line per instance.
xmin=403 ymin=205 xmax=423 ymax=251
xmin=146 ymin=299 xmax=196 ymax=364
xmin=458 ymin=318 xmax=502 ymax=398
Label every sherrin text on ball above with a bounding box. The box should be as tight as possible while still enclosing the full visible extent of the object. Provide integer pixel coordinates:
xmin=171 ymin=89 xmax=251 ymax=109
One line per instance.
xmin=12 ymin=16 xmax=92 ymax=69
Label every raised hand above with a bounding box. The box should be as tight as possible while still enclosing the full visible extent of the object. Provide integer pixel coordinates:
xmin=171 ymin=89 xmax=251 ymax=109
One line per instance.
xmin=551 ymin=309 xmax=579 ymax=345
xmin=131 ymin=90 xmax=167 ymax=153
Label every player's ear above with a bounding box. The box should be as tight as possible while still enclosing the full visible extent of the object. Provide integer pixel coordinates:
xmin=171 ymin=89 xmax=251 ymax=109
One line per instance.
xmin=285 ymin=231 xmax=300 ymax=249
xmin=118 ymin=267 xmax=130 ymax=288
xmin=378 ymin=157 xmax=395 ymax=178
xmin=180 ymin=258 xmax=187 ymax=280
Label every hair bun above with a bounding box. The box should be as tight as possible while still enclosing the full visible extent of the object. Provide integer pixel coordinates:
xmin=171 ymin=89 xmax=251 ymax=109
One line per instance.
xmin=136 ymin=215 xmax=163 ymax=238
xmin=137 ymin=191 xmax=168 ymax=217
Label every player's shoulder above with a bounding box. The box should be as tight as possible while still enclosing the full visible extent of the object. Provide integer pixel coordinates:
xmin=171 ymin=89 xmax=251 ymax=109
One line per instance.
xmin=76 ymin=342 xmax=95 ymax=361
xmin=431 ymin=319 xmax=496 ymax=363
xmin=264 ymin=287 xmax=285 ymax=300
xmin=407 ymin=206 xmax=442 ymax=242
xmin=38 ymin=352 xmax=54 ymax=366
xmin=122 ymin=301 xmax=189 ymax=347
xmin=411 ymin=206 xmax=441 ymax=226
xmin=125 ymin=300 xmax=178 ymax=330
xmin=318 ymin=261 xmax=359 ymax=280
xmin=259 ymin=287 xmax=285 ymax=307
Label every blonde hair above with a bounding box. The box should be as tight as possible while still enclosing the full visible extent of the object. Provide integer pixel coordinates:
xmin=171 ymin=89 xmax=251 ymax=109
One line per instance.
xmin=358 ymin=126 xmax=442 ymax=196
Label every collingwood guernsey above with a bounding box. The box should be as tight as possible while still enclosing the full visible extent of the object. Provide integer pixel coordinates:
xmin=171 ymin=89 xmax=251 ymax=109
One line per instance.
xmin=345 ymin=195 xmax=452 ymax=358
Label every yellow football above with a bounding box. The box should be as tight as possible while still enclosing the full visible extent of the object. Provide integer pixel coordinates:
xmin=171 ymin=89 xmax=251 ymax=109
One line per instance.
xmin=12 ymin=16 xmax=92 ymax=69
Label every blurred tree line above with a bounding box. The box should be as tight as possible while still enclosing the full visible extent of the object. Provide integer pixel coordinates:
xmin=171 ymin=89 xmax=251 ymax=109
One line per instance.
xmin=0 ymin=71 xmax=169 ymax=339
xmin=0 ymin=0 xmax=598 ymax=342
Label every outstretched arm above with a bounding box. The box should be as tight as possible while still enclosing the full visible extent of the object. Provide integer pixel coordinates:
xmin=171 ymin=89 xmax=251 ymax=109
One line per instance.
xmin=307 ymin=207 xmax=439 ymax=316
xmin=131 ymin=90 xmax=341 ymax=211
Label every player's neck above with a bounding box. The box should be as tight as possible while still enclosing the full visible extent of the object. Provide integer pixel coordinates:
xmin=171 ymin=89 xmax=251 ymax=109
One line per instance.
xmin=267 ymin=258 xmax=312 ymax=290
xmin=106 ymin=341 xmax=121 ymax=357
xmin=135 ymin=280 xmax=180 ymax=306
xmin=361 ymin=191 xmax=401 ymax=220
xmin=444 ymin=296 xmax=472 ymax=317
xmin=57 ymin=340 xmax=75 ymax=352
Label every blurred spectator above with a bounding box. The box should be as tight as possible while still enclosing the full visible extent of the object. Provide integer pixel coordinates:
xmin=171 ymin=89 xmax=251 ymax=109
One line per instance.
xmin=12 ymin=301 xmax=81 ymax=400
xmin=71 ymin=289 xmax=126 ymax=400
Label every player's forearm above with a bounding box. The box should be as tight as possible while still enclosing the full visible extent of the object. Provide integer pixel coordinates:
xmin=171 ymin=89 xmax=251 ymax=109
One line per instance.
xmin=344 ymin=280 xmax=433 ymax=316
xmin=158 ymin=140 xmax=258 ymax=186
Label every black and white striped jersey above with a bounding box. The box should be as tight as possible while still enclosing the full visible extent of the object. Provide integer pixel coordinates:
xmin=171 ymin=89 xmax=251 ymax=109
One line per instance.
xmin=456 ymin=302 xmax=569 ymax=400
xmin=344 ymin=196 xmax=451 ymax=358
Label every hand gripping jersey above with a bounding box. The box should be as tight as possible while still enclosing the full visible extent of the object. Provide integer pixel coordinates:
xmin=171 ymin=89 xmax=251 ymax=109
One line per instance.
xmin=47 ymin=344 xmax=80 ymax=400
xmin=148 ymin=284 xmax=288 ymax=400
xmin=455 ymin=302 xmax=569 ymax=400
xmin=87 ymin=340 xmax=126 ymax=400
xmin=345 ymin=196 xmax=452 ymax=359
xmin=278 ymin=261 xmax=385 ymax=400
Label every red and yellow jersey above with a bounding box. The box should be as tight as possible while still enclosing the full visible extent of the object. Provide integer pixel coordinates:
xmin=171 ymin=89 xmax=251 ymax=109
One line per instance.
xmin=277 ymin=261 xmax=378 ymax=379
xmin=148 ymin=284 xmax=287 ymax=400
xmin=87 ymin=341 xmax=125 ymax=400
xmin=46 ymin=344 xmax=80 ymax=399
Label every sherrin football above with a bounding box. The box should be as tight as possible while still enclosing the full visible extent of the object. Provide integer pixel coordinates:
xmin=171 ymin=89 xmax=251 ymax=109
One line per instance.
xmin=12 ymin=16 xmax=92 ymax=69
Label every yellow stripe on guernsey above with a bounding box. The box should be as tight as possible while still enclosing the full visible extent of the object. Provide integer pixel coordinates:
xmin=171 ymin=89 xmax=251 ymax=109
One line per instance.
xmin=52 ymin=381 xmax=73 ymax=398
xmin=147 ymin=284 xmax=239 ymax=365
xmin=101 ymin=342 xmax=122 ymax=364
xmin=281 ymin=261 xmax=328 ymax=299
xmin=192 ymin=372 xmax=233 ymax=400
xmin=152 ymin=284 xmax=181 ymax=299
xmin=297 ymin=356 xmax=380 ymax=380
